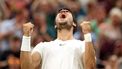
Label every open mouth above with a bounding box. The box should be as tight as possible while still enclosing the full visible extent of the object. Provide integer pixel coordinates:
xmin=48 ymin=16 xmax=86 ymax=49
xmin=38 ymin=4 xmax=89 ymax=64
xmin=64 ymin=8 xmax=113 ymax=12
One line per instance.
xmin=60 ymin=14 xmax=66 ymax=19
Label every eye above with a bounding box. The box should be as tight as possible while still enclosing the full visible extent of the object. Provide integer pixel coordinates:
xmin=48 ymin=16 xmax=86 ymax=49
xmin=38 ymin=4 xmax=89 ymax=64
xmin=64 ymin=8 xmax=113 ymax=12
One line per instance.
xmin=65 ymin=10 xmax=69 ymax=12
xmin=59 ymin=10 xmax=69 ymax=13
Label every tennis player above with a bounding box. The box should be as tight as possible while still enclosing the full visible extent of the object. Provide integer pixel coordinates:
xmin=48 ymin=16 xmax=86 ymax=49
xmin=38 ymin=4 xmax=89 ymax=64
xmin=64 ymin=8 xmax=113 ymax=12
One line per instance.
xmin=20 ymin=8 xmax=96 ymax=69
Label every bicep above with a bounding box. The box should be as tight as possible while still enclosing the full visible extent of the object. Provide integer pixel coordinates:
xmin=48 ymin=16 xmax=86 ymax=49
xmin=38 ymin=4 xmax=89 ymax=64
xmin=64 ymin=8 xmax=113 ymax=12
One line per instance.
xmin=31 ymin=42 xmax=44 ymax=69
xmin=32 ymin=52 xmax=42 ymax=69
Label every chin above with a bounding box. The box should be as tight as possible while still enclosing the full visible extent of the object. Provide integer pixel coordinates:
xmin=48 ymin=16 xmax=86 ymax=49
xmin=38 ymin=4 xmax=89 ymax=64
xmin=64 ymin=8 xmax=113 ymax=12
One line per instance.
xmin=58 ymin=20 xmax=67 ymax=24
xmin=56 ymin=21 xmax=72 ymax=30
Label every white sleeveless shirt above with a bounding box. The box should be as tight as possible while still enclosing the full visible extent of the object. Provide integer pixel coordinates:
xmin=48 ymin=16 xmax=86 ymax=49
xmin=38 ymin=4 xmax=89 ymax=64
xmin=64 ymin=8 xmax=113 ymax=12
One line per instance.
xmin=32 ymin=39 xmax=85 ymax=69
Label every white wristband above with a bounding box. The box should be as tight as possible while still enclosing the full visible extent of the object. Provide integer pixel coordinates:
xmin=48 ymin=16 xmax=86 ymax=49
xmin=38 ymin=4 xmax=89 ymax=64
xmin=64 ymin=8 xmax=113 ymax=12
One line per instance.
xmin=84 ymin=33 xmax=92 ymax=42
xmin=21 ymin=36 xmax=31 ymax=51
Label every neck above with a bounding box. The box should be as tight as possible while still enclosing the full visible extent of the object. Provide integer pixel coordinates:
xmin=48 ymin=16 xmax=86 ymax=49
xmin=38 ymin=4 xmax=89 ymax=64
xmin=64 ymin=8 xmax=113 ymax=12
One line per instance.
xmin=57 ymin=28 xmax=74 ymax=41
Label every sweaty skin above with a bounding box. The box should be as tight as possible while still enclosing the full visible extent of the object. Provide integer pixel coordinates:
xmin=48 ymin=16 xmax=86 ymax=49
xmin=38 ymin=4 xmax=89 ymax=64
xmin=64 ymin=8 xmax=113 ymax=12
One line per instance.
xmin=20 ymin=9 xmax=96 ymax=69
xmin=81 ymin=21 xmax=96 ymax=69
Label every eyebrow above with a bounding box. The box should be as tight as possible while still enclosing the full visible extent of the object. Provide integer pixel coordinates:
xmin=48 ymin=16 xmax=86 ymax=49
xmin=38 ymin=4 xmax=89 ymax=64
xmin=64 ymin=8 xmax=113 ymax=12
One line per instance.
xmin=58 ymin=9 xmax=71 ymax=12
xmin=59 ymin=10 xmax=69 ymax=12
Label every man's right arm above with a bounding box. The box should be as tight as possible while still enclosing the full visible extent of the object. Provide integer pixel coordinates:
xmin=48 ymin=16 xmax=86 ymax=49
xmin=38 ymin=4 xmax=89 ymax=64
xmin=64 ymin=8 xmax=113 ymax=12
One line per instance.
xmin=20 ymin=51 xmax=32 ymax=69
xmin=20 ymin=51 xmax=41 ymax=69
xmin=20 ymin=23 xmax=41 ymax=69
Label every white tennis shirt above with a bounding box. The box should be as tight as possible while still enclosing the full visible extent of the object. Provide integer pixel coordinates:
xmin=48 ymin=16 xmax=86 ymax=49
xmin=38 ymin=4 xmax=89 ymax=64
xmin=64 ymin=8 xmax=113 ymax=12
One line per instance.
xmin=32 ymin=39 xmax=85 ymax=69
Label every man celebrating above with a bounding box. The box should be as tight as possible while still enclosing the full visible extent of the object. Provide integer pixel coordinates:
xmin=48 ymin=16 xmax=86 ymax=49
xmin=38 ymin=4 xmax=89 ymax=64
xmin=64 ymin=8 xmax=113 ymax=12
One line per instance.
xmin=20 ymin=8 xmax=96 ymax=69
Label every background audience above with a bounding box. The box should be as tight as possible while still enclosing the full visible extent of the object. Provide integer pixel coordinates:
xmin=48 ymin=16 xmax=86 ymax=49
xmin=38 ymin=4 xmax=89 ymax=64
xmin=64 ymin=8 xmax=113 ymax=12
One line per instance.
xmin=0 ymin=0 xmax=122 ymax=69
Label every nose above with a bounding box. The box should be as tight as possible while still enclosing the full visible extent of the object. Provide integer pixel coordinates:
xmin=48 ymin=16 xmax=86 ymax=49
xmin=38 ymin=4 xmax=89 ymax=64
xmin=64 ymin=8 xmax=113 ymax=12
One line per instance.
xmin=59 ymin=12 xmax=66 ymax=18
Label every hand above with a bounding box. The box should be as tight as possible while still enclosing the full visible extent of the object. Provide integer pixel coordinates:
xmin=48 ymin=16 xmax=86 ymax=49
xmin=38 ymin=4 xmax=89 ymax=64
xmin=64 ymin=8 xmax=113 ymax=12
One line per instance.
xmin=80 ymin=21 xmax=92 ymax=34
xmin=23 ymin=22 xmax=34 ymax=37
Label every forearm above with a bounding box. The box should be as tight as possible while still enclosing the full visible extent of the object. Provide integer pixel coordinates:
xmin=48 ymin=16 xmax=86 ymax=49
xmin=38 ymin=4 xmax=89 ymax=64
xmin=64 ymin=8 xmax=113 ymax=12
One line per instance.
xmin=21 ymin=23 xmax=41 ymax=69
xmin=20 ymin=36 xmax=33 ymax=69
xmin=84 ymin=42 xmax=96 ymax=69
xmin=80 ymin=21 xmax=96 ymax=69
xmin=20 ymin=51 xmax=33 ymax=69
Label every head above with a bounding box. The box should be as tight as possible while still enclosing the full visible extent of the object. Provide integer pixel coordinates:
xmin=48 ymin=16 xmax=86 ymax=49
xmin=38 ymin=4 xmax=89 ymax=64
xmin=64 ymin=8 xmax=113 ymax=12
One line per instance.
xmin=55 ymin=8 xmax=77 ymax=31
xmin=9 ymin=36 xmax=21 ymax=51
xmin=109 ymin=8 xmax=122 ymax=26
xmin=95 ymin=5 xmax=106 ymax=23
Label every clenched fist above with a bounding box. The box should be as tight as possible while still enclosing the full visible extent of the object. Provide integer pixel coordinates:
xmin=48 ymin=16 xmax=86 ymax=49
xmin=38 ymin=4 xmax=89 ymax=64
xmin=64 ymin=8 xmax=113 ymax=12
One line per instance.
xmin=80 ymin=21 xmax=92 ymax=34
xmin=23 ymin=22 xmax=34 ymax=37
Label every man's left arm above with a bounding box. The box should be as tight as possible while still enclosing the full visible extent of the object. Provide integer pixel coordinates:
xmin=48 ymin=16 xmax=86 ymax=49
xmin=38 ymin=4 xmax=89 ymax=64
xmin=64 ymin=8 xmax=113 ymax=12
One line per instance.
xmin=80 ymin=21 xmax=96 ymax=69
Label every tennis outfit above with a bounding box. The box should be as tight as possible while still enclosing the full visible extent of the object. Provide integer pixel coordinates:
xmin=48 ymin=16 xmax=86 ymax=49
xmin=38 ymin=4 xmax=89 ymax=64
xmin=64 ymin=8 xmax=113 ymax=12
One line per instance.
xmin=32 ymin=39 xmax=85 ymax=69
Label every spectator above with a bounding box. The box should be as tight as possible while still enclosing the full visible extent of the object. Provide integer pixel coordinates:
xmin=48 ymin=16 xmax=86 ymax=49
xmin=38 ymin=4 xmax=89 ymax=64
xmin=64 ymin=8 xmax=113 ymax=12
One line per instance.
xmin=0 ymin=8 xmax=29 ymax=51
xmin=98 ymin=7 xmax=122 ymax=68
xmin=115 ymin=0 xmax=122 ymax=9
xmin=0 ymin=36 xmax=20 ymax=69
xmin=0 ymin=0 xmax=122 ymax=69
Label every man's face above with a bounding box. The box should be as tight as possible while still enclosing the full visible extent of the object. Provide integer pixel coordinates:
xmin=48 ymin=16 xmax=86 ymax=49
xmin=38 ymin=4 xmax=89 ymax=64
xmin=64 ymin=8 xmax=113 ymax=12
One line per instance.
xmin=55 ymin=9 xmax=74 ymax=30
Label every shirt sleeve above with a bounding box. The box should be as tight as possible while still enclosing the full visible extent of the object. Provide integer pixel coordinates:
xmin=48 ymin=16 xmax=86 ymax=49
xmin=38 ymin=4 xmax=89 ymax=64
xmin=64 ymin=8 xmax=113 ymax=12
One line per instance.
xmin=75 ymin=40 xmax=85 ymax=58
xmin=80 ymin=41 xmax=85 ymax=54
xmin=31 ymin=42 xmax=44 ymax=57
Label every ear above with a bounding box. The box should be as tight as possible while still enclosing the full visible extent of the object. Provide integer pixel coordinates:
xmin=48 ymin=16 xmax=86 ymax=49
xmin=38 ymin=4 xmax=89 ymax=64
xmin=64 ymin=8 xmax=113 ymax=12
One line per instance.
xmin=73 ymin=22 xmax=76 ymax=27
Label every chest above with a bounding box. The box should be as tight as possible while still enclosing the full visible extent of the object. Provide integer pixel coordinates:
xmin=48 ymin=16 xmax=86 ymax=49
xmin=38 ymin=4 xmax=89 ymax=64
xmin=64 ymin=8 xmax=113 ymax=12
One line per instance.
xmin=42 ymin=42 xmax=82 ymax=57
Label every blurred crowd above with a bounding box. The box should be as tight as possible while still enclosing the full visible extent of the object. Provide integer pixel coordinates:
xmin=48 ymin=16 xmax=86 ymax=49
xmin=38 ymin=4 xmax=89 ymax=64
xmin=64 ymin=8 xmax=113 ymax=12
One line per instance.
xmin=0 ymin=0 xmax=122 ymax=69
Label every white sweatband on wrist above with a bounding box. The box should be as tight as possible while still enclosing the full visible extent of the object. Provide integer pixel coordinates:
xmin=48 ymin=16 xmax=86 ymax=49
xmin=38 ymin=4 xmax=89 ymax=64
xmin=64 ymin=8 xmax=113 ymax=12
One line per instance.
xmin=21 ymin=36 xmax=31 ymax=51
xmin=84 ymin=33 xmax=92 ymax=42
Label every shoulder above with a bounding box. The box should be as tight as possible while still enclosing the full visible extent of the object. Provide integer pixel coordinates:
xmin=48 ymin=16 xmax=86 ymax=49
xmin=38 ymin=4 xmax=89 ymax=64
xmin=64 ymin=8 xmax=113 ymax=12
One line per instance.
xmin=34 ymin=40 xmax=54 ymax=48
xmin=72 ymin=40 xmax=85 ymax=53
xmin=72 ymin=39 xmax=85 ymax=45
xmin=37 ymin=41 xmax=53 ymax=46
xmin=68 ymin=39 xmax=85 ymax=48
xmin=32 ymin=41 xmax=54 ymax=55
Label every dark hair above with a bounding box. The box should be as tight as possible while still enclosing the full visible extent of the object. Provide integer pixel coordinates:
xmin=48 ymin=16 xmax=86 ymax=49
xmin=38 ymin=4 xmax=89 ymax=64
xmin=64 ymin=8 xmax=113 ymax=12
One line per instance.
xmin=57 ymin=8 xmax=77 ymax=23
xmin=57 ymin=8 xmax=72 ymax=13
xmin=56 ymin=7 xmax=77 ymax=32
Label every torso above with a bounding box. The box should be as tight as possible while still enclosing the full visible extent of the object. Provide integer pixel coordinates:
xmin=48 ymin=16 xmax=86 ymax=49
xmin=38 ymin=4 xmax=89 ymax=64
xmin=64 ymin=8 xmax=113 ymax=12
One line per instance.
xmin=32 ymin=39 xmax=85 ymax=69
